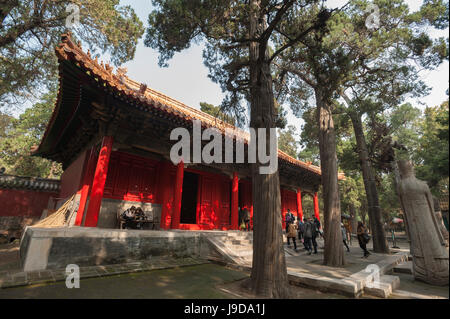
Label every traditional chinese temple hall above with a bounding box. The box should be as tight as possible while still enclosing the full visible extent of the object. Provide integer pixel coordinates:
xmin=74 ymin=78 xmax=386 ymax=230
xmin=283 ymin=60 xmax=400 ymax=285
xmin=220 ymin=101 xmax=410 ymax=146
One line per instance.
xmin=33 ymin=33 xmax=344 ymax=233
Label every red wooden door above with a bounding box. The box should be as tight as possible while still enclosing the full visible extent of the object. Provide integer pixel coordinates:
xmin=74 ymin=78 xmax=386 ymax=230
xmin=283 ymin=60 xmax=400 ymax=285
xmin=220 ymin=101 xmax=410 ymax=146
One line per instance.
xmin=141 ymin=165 xmax=156 ymax=201
xmin=104 ymin=155 xmax=117 ymax=196
xmin=219 ymin=179 xmax=231 ymax=229
xmin=128 ymin=160 xmax=144 ymax=198
xmin=113 ymin=157 xmax=130 ymax=197
xmin=199 ymin=175 xmax=214 ymax=227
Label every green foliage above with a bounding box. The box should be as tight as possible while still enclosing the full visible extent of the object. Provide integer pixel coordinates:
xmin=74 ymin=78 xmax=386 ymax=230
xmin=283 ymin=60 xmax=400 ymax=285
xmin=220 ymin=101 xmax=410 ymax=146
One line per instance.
xmin=145 ymin=0 xmax=326 ymax=127
xmin=277 ymin=125 xmax=299 ymax=159
xmin=0 ymin=0 xmax=144 ymax=109
xmin=200 ymin=102 xmax=236 ymax=125
xmin=0 ymin=92 xmax=62 ymax=178
xmin=415 ymin=101 xmax=449 ymax=191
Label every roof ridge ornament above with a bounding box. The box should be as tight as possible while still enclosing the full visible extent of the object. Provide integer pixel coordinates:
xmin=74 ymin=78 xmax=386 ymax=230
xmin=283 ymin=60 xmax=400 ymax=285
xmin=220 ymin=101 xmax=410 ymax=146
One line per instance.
xmin=139 ymin=83 xmax=147 ymax=95
xmin=61 ymin=31 xmax=72 ymax=43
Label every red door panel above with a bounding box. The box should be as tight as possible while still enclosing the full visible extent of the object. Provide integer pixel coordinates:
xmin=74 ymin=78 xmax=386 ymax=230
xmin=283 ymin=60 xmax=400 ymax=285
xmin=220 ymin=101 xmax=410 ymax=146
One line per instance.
xmin=113 ymin=158 xmax=130 ymax=197
xmin=141 ymin=166 xmax=156 ymax=201
xmin=199 ymin=176 xmax=213 ymax=226
xmin=104 ymin=157 xmax=117 ymax=196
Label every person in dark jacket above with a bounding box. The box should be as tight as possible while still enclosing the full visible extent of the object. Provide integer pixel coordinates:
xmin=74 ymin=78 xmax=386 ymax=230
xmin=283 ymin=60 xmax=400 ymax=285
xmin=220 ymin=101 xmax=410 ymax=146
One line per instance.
xmin=238 ymin=207 xmax=243 ymax=229
xmin=341 ymin=222 xmax=350 ymax=252
xmin=313 ymin=216 xmax=322 ymax=238
xmin=298 ymin=218 xmax=305 ymax=248
xmin=357 ymin=221 xmax=371 ymax=258
xmin=304 ymin=217 xmax=318 ymax=254
xmin=243 ymin=208 xmax=251 ymax=231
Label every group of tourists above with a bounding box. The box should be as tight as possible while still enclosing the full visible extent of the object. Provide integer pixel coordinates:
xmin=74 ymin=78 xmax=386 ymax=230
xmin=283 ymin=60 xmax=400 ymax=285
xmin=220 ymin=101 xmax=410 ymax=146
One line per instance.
xmin=121 ymin=206 xmax=148 ymax=229
xmin=285 ymin=209 xmax=321 ymax=255
xmin=284 ymin=209 xmax=372 ymax=258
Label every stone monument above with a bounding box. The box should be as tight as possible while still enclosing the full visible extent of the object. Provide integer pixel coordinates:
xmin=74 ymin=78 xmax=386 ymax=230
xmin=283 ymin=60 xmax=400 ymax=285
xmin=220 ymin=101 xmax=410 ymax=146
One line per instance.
xmin=396 ymin=160 xmax=449 ymax=286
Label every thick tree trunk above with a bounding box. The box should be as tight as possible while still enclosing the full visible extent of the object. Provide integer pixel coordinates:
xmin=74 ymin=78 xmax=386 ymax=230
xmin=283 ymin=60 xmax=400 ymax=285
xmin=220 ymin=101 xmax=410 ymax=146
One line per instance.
xmin=349 ymin=111 xmax=389 ymax=253
xmin=315 ymin=88 xmax=345 ymax=266
xmin=246 ymin=0 xmax=288 ymax=298
xmin=360 ymin=201 xmax=367 ymax=225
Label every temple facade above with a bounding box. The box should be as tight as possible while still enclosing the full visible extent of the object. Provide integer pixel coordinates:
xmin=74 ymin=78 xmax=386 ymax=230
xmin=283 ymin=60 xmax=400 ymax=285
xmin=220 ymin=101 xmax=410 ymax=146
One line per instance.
xmin=34 ymin=33 xmax=344 ymax=231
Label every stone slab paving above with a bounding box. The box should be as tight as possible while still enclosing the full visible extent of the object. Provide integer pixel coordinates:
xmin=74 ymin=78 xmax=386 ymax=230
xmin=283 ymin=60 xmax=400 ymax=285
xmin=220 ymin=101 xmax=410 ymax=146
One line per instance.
xmin=0 ymin=256 xmax=208 ymax=289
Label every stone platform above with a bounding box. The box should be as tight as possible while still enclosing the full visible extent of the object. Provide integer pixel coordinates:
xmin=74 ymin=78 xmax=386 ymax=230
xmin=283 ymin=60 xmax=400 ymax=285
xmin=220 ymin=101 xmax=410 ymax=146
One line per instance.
xmin=19 ymin=226 xmax=227 ymax=272
xmin=12 ymin=227 xmax=429 ymax=298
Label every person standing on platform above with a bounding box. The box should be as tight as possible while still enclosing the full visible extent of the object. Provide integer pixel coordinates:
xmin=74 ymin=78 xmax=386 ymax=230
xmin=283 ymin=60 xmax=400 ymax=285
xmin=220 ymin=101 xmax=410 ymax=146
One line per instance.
xmin=313 ymin=216 xmax=322 ymax=238
xmin=243 ymin=208 xmax=251 ymax=231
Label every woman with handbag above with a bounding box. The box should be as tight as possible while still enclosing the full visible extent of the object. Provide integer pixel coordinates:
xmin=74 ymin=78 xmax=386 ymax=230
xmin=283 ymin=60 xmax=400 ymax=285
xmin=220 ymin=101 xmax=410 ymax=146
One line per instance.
xmin=357 ymin=221 xmax=371 ymax=258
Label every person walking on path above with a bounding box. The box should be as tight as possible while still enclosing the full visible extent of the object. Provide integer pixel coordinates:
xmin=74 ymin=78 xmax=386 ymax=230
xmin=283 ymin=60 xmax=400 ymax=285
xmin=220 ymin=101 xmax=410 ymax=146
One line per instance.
xmin=287 ymin=217 xmax=298 ymax=250
xmin=313 ymin=216 xmax=322 ymax=238
xmin=285 ymin=209 xmax=294 ymax=234
xmin=304 ymin=217 xmax=318 ymax=254
xmin=357 ymin=221 xmax=371 ymax=258
xmin=341 ymin=222 xmax=350 ymax=252
xmin=298 ymin=218 xmax=305 ymax=249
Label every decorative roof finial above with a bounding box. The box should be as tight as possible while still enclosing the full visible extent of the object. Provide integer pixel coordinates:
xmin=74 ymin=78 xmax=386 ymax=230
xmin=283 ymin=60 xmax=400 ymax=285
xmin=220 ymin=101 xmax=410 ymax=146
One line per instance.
xmin=61 ymin=31 xmax=72 ymax=43
xmin=87 ymin=49 xmax=91 ymax=58
xmin=139 ymin=83 xmax=147 ymax=94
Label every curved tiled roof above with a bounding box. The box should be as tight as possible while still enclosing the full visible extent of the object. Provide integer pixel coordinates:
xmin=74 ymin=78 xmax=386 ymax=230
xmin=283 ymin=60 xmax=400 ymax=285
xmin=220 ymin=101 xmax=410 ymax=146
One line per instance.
xmin=0 ymin=174 xmax=60 ymax=192
xmin=41 ymin=32 xmax=344 ymax=180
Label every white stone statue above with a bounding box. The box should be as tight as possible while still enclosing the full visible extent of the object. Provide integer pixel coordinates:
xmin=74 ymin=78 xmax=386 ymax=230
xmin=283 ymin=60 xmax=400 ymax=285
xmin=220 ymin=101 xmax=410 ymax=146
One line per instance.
xmin=396 ymin=160 xmax=449 ymax=286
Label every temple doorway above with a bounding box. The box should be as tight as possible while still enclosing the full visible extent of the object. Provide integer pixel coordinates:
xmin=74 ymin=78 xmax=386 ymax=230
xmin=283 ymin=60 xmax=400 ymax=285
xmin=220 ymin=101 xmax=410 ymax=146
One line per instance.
xmin=180 ymin=171 xmax=199 ymax=224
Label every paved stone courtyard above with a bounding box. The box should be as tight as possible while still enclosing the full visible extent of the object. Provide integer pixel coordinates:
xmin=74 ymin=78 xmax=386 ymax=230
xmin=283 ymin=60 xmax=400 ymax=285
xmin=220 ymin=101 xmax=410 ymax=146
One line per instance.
xmin=0 ymin=234 xmax=448 ymax=299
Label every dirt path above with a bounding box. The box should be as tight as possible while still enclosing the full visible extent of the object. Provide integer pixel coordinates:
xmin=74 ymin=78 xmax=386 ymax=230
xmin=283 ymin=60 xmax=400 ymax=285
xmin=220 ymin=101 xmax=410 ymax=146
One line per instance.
xmin=0 ymin=242 xmax=20 ymax=272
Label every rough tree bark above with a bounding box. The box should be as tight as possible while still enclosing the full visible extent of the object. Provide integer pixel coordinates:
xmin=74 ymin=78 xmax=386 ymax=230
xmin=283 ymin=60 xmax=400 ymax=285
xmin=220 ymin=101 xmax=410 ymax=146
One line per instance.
xmin=315 ymin=88 xmax=345 ymax=266
xmin=349 ymin=111 xmax=389 ymax=253
xmin=245 ymin=0 xmax=289 ymax=298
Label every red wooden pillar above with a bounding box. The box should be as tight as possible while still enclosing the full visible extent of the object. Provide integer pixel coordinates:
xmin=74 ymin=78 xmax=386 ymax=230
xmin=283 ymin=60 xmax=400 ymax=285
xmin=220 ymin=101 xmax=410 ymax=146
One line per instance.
xmin=231 ymin=172 xmax=239 ymax=230
xmin=296 ymin=188 xmax=303 ymax=222
xmin=159 ymin=162 xmax=173 ymax=230
xmin=313 ymin=192 xmax=320 ymax=221
xmin=74 ymin=147 xmax=97 ymax=226
xmin=171 ymin=161 xmax=184 ymax=229
xmin=84 ymin=136 xmax=114 ymax=227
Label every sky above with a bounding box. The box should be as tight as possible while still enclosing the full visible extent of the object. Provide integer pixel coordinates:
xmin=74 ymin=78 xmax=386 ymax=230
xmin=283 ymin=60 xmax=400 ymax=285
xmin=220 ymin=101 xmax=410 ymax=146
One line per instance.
xmin=117 ymin=0 xmax=449 ymax=137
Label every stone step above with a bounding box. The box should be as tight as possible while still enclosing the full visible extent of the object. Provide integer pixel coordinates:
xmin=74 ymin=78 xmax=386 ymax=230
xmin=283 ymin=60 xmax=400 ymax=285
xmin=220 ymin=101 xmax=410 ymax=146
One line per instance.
xmin=225 ymin=233 xmax=252 ymax=240
xmin=230 ymin=239 xmax=253 ymax=245
xmin=393 ymin=261 xmax=413 ymax=275
xmin=364 ymin=275 xmax=400 ymax=298
xmin=225 ymin=245 xmax=252 ymax=253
